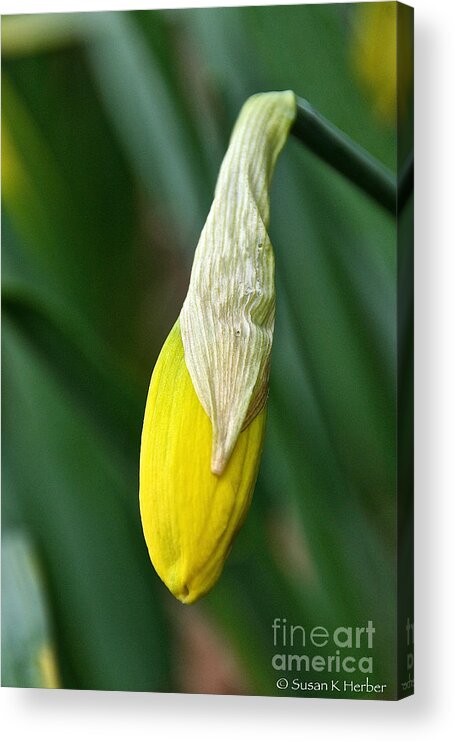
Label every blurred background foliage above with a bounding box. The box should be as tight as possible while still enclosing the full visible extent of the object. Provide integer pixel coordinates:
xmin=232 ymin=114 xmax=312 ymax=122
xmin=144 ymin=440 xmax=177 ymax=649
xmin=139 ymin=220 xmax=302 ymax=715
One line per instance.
xmin=2 ymin=3 xmax=412 ymax=697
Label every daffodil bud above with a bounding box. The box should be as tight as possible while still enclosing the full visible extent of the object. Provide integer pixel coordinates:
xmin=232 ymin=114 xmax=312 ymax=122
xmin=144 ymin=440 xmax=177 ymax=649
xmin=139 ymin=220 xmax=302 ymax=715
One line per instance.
xmin=140 ymin=91 xmax=296 ymax=604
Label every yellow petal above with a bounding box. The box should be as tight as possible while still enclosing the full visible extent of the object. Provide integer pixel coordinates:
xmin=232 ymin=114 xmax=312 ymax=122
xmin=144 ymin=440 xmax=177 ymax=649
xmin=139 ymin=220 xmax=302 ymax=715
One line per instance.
xmin=139 ymin=321 xmax=267 ymax=604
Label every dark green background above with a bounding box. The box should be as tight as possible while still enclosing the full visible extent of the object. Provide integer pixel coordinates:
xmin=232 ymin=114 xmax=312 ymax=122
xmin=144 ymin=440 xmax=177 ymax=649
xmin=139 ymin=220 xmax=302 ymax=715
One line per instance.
xmin=2 ymin=3 xmax=412 ymax=698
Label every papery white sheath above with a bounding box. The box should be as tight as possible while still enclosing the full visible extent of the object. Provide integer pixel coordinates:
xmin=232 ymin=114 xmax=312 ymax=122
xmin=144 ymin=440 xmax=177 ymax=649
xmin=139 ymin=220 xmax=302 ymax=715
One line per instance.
xmin=180 ymin=91 xmax=296 ymax=474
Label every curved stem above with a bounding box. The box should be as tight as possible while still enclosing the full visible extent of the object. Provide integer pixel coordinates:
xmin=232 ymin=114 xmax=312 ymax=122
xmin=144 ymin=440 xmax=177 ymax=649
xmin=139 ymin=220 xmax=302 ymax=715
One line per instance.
xmin=291 ymin=97 xmax=412 ymax=215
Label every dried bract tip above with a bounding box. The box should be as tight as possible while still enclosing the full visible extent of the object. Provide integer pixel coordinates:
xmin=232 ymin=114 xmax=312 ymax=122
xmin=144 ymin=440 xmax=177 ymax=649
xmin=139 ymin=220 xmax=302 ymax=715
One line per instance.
xmin=180 ymin=91 xmax=296 ymax=474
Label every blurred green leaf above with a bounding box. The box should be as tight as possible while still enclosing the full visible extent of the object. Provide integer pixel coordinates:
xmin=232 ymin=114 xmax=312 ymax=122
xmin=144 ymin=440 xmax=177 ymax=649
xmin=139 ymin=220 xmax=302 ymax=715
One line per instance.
xmin=2 ymin=59 xmax=138 ymax=361
xmin=2 ymin=291 xmax=171 ymax=691
xmin=85 ymin=11 xmax=211 ymax=250
xmin=1 ymin=531 xmax=60 ymax=688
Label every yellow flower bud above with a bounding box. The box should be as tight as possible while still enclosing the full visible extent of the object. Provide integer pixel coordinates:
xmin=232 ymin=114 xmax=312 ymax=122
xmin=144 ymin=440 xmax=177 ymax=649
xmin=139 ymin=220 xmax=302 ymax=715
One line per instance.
xmin=140 ymin=92 xmax=296 ymax=603
xmin=140 ymin=320 xmax=266 ymax=604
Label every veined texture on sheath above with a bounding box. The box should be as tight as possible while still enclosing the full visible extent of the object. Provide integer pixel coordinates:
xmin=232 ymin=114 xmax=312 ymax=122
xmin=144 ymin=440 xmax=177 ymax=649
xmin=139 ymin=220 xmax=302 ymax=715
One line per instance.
xmin=180 ymin=90 xmax=296 ymax=475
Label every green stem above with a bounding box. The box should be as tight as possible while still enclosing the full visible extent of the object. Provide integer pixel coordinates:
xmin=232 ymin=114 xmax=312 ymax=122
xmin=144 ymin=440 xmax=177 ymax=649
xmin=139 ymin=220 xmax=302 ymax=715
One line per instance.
xmin=292 ymin=97 xmax=412 ymax=215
